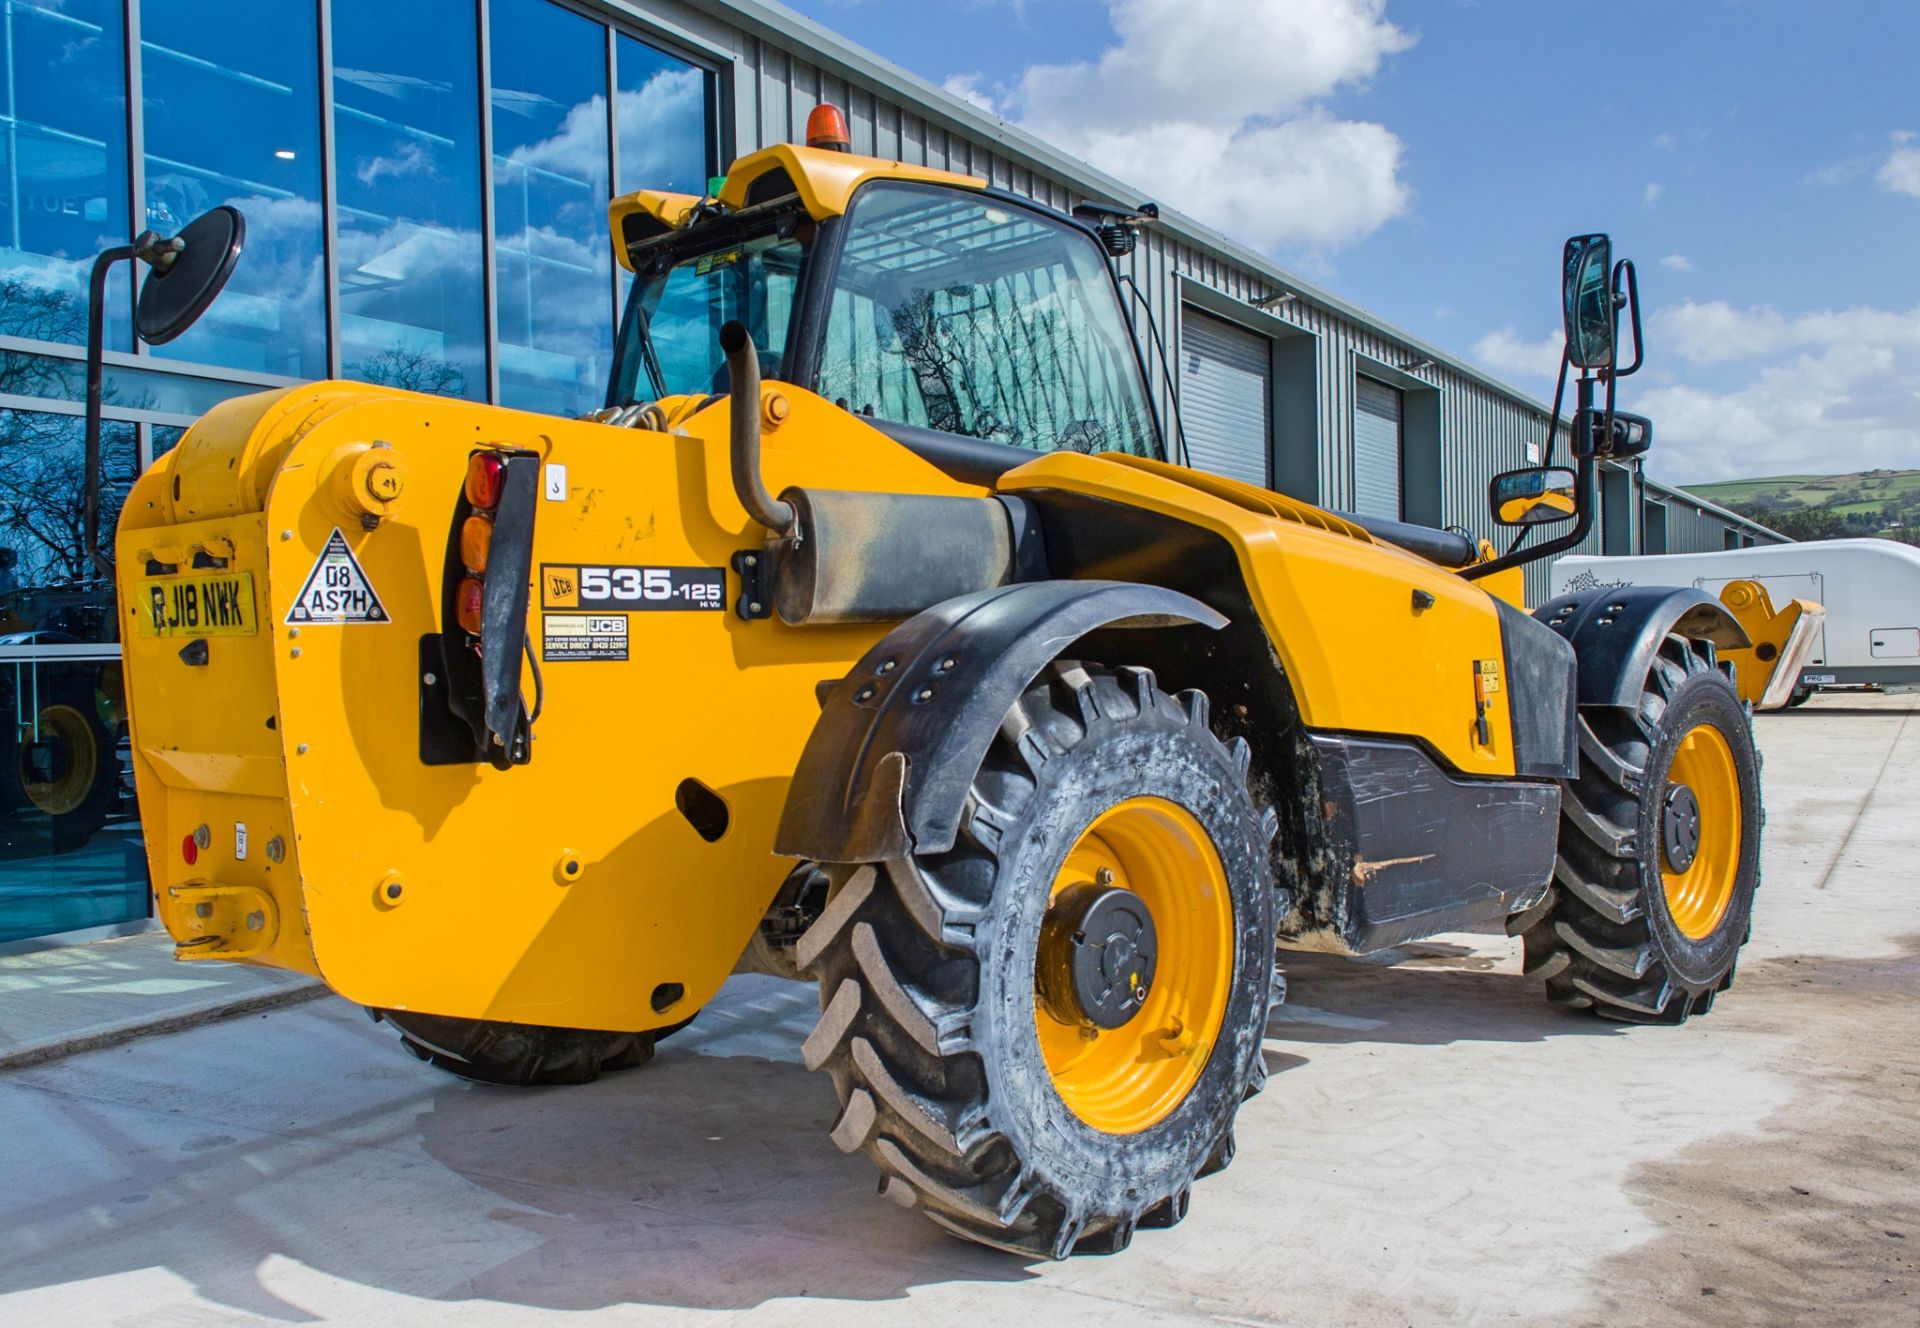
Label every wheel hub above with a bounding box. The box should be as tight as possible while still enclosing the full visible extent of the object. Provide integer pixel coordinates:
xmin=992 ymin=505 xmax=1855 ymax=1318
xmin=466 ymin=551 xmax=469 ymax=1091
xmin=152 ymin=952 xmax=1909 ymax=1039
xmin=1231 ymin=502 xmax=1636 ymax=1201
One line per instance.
xmin=1038 ymin=880 xmax=1158 ymax=1030
xmin=1662 ymin=782 xmax=1702 ymax=873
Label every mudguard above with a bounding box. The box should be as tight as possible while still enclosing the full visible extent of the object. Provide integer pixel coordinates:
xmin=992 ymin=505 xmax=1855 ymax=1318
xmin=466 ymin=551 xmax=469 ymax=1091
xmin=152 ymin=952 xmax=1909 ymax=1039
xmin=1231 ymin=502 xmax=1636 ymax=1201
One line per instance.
xmin=1535 ymin=584 xmax=1750 ymax=708
xmin=774 ymin=579 xmax=1226 ymax=863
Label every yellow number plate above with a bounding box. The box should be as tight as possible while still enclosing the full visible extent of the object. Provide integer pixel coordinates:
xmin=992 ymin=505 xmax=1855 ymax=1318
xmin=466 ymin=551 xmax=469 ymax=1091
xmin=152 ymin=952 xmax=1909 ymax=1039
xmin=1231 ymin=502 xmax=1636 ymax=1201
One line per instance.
xmin=134 ymin=571 xmax=259 ymax=638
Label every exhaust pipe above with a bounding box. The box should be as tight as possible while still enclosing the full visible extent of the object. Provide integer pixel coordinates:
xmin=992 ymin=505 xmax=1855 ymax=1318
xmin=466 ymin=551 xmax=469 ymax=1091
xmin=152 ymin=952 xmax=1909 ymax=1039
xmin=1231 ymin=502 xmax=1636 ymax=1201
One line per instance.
xmin=719 ymin=321 xmax=796 ymax=537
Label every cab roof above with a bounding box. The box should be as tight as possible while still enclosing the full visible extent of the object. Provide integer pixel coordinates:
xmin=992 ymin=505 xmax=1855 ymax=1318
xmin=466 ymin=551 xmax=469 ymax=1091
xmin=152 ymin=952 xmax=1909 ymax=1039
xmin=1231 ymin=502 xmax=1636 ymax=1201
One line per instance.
xmin=609 ymin=142 xmax=984 ymax=272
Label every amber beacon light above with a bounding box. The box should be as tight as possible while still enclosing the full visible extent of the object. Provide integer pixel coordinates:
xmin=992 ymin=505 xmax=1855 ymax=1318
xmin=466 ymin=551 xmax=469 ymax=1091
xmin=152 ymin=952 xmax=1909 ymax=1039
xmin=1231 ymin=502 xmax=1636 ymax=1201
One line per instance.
xmin=805 ymin=102 xmax=851 ymax=152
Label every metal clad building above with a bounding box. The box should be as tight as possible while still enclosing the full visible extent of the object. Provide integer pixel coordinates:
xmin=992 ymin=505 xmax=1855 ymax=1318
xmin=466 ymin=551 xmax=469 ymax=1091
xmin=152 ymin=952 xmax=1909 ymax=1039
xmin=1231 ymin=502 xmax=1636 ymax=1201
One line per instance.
xmin=0 ymin=0 xmax=1781 ymax=944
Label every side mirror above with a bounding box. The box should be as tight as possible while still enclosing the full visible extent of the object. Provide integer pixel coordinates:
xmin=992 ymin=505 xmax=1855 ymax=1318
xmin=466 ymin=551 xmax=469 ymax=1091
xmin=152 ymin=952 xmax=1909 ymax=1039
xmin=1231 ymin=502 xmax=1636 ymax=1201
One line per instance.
xmin=1562 ymin=233 xmax=1615 ymax=370
xmin=135 ymin=205 xmax=246 ymax=345
xmin=82 ymin=205 xmax=246 ymax=576
xmin=1490 ymin=466 xmax=1578 ymax=526
xmin=1576 ymin=406 xmax=1652 ymax=459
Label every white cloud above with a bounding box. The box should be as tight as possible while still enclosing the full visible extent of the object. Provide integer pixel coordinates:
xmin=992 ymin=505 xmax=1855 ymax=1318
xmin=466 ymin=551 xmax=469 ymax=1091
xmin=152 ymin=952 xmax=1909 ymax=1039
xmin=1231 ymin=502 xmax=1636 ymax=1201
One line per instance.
xmin=1878 ymin=144 xmax=1920 ymax=198
xmin=1803 ymin=156 xmax=1870 ymax=187
xmin=1642 ymin=181 xmax=1664 ymax=207
xmin=1653 ymin=131 xmax=1676 ymax=151
xmin=1472 ymin=326 xmax=1564 ymax=383
xmin=501 ymin=68 xmax=704 ymax=191
xmin=1660 ymin=253 xmax=1694 ymax=273
xmin=1639 ymin=300 xmax=1920 ymax=481
xmin=943 ymin=73 xmax=998 ymax=115
xmin=994 ymin=0 xmax=1414 ymax=253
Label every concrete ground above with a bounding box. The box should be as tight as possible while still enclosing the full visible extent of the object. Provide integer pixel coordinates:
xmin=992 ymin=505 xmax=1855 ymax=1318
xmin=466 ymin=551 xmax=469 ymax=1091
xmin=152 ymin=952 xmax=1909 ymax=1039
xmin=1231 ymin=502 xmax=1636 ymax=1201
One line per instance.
xmin=0 ymin=931 xmax=320 ymax=1070
xmin=0 ymin=693 xmax=1913 ymax=1327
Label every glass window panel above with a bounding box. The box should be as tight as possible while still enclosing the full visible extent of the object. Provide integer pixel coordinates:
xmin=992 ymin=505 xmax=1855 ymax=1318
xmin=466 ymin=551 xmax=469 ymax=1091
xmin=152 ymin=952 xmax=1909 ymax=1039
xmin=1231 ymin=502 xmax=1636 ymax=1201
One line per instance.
xmin=0 ymin=408 xmax=145 ymax=941
xmin=0 ymin=0 xmax=132 ymax=351
xmin=0 ymin=348 xmax=264 ymax=418
xmin=615 ymin=34 xmax=710 ymax=198
xmin=489 ymin=0 xmax=610 ymax=417
xmin=332 ymin=0 xmax=486 ymax=399
xmin=818 ymin=184 xmax=1157 ymax=457
xmin=139 ymin=1 xmax=325 ymax=378
xmin=612 ymin=34 xmax=712 ymax=319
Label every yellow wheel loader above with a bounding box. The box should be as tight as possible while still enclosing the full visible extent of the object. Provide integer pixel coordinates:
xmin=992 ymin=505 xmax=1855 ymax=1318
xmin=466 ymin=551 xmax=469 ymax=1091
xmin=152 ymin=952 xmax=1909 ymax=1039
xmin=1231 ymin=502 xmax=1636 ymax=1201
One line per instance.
xmin=107 ymin=111 xmax=1766 ymax=1257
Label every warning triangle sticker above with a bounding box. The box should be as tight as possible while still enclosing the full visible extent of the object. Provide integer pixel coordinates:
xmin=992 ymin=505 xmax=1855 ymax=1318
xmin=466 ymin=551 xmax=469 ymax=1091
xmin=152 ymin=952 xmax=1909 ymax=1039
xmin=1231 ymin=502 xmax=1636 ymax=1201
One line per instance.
xmin=285 ymin=528 xmax=390 ymax=625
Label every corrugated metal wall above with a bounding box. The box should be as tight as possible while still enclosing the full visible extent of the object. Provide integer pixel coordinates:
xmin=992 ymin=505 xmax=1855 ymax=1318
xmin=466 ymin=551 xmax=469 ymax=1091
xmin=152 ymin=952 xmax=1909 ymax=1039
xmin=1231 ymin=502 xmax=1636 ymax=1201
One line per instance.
xmin=648 ymin=1 xmax=1782 ymax=606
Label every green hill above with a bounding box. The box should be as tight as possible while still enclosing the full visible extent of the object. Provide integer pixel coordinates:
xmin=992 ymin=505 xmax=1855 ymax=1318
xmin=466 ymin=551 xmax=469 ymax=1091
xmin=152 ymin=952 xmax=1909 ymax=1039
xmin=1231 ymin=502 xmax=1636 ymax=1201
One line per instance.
xmin=1682 ymin=469 xmax=1920 ymax=545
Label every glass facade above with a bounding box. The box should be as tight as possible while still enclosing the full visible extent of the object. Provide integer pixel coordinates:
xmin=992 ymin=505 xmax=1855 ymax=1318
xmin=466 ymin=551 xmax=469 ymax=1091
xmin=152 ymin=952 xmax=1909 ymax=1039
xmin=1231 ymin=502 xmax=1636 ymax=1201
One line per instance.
xmin=0 ymin=0 xmax=718 ymax=942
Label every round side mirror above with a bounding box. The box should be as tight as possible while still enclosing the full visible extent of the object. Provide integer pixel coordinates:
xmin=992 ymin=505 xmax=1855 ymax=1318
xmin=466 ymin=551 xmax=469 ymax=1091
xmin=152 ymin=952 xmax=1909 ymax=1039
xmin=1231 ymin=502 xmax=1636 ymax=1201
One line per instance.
xmin=136 ymin=205 xmax=246 ymax=346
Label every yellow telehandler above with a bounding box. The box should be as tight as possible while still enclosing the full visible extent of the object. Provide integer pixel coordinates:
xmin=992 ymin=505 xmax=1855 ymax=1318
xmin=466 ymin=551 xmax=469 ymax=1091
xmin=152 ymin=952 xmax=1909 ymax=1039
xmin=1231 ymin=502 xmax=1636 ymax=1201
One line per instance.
xmin=108 ymin=108 xmax=1768 ymax=1258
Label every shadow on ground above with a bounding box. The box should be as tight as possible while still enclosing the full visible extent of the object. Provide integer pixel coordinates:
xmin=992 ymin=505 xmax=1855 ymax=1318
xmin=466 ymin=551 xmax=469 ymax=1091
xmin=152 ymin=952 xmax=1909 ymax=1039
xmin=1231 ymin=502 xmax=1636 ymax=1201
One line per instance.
xmin=0 ymin=939 xmax=1618 ymax=1320
xmin=1265 ymin=940 xmax=1621 ymax=1054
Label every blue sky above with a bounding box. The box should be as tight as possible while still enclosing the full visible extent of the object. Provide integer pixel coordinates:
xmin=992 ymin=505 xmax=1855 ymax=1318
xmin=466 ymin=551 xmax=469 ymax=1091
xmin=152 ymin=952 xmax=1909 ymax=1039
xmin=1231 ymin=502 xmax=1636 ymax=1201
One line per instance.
xmin=780 ymin=0 xmax=1920 ymax=485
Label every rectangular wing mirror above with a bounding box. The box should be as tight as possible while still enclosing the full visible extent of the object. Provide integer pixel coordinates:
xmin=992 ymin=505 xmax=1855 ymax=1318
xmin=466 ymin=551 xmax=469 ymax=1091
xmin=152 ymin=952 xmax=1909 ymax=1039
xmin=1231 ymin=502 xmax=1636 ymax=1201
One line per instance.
xmin=1576 ymin=407 xmax=1653 ymax=459
xmin=1490 ymin=466 xmax=1578 ymax=527
xmin=1562 ymin=233 xmax=1616 ymax=370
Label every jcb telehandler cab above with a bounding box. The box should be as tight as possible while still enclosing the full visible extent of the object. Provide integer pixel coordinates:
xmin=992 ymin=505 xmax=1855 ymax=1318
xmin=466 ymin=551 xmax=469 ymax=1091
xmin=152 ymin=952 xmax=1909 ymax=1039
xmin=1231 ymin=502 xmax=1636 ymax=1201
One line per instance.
xmin=112 ymin=109 xmax=1766 ymax=1258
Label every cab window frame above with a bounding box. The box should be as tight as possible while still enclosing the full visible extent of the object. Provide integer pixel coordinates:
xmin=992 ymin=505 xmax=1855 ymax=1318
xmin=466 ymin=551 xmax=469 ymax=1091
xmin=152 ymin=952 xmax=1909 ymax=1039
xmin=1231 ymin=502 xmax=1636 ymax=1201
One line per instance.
xmin=793 ymin=181 xmax=1162 ymax=462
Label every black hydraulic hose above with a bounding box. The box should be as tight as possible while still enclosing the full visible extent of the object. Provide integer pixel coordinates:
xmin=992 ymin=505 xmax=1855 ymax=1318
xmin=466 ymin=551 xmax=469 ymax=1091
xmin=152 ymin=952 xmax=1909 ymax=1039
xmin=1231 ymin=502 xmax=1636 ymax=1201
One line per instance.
xmin=719 ymin=320 xmax=796 ymax=536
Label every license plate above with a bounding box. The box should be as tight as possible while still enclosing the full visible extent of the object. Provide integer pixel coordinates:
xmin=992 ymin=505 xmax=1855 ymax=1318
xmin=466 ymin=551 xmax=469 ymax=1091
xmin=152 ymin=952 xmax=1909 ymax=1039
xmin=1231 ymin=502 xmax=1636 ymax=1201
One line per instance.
xmin=135 ymin=571 xmax=259 ymax=638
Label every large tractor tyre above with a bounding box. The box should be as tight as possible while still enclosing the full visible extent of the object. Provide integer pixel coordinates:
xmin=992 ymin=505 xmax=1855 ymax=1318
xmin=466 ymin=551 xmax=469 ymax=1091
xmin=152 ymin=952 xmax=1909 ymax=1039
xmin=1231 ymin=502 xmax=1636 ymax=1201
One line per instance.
xmin=1515 ymin=634 xmax=1762 ymax=1023
xmin=369 ymin=1009 xmax=689 ymax=1087
xmin=0 ymin=690 xmax=120 ymax=853
xmin=798 ymin=662 xmax=1279 ymax=1258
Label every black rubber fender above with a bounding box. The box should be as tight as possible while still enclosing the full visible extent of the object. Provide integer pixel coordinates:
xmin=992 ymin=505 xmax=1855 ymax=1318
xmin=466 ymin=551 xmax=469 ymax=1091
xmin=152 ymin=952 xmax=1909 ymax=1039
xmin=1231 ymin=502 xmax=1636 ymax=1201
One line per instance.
xmin=774 ymin=579 xmax=1226 ymax=864
xmin=1534 ymin=585 xmax=1749 ymax=708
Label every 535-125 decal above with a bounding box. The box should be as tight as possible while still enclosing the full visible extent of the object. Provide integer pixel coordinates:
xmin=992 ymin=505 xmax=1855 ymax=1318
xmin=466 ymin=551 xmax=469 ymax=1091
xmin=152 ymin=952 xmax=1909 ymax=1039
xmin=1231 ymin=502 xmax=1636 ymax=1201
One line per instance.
xmin=541 ymin=564 xmax=725 ymax=612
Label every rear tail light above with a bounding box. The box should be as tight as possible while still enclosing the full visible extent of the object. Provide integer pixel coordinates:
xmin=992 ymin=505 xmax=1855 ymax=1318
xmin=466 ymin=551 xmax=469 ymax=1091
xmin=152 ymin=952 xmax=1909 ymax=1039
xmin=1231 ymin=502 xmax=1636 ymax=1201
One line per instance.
xmin=465 ymin=453 xmax=504 ymax=509
xmin=460 ymin=514 xmax=493 ymax=572
xmin=456 ymin=576 xmax=485 ymax=636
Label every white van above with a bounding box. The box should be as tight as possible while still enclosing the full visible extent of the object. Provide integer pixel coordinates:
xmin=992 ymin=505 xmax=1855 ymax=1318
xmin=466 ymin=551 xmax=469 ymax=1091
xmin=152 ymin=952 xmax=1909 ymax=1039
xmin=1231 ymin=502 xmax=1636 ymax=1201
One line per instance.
xmin=1553 ymin=538 xmax=1920 ymax=697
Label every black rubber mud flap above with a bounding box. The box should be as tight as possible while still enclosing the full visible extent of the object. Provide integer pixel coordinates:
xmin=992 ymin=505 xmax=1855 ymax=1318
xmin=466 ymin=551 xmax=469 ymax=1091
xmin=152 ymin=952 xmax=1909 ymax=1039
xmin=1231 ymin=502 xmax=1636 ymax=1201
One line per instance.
xmin=1535 ymin=585 xmax=1748 ymax=708
xmin=774 ymin=580 xmax=1226 ymax=865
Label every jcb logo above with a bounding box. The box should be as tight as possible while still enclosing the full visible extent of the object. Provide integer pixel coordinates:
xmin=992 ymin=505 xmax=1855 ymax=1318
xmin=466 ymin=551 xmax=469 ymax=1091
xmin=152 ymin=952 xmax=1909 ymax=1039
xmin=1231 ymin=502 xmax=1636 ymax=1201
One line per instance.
xmin=544 ymin=568 xmax=579 ymax=607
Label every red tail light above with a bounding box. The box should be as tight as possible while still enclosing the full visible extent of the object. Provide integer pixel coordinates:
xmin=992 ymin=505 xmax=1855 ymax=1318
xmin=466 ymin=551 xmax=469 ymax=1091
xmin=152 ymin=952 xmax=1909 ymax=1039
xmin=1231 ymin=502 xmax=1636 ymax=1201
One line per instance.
xmin=465 ymin=453 xmax=504 ymax=509
xmin=460 ymin=514 xmax=493 ymax=572
xmin=181 ymin=834 xmax=199 ymax=866
xmin=456 ymin=576 xmax=485 ymax=635
xmin=806 ymin=103 xmax=851 ymax=153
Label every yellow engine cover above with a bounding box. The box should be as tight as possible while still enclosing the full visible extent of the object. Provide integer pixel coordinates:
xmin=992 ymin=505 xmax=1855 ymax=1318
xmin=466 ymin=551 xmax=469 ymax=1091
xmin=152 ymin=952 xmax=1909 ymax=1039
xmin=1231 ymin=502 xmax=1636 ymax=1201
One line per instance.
xmin=118 ymin=382 xmax=975 ymax=1030
xmin=118 ymin=383 xmax=1519 ymax=1031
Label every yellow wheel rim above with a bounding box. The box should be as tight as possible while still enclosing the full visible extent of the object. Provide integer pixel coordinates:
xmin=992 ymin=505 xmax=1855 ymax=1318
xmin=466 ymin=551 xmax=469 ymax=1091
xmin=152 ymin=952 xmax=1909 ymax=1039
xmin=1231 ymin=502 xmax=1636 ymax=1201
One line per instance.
xmin=1660 ymin=723 xmax=1742 ymax=940
xmin=22 ymin=704 xmax=99 ymax=817
xmin=1035 ymin=796 xmax=1234 ymax=1135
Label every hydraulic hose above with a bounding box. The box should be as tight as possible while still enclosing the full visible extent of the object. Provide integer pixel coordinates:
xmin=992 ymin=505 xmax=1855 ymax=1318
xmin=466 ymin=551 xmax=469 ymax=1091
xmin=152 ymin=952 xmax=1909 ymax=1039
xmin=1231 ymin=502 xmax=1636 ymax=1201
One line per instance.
xmin=719 ymin=320 xmax=796 ymax=536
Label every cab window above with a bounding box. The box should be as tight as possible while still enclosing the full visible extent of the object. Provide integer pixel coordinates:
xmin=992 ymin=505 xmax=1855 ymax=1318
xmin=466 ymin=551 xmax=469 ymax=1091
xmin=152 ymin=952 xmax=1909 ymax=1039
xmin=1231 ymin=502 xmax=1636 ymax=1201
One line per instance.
xmin=816 ymin=183 xmax=1158 ymax=457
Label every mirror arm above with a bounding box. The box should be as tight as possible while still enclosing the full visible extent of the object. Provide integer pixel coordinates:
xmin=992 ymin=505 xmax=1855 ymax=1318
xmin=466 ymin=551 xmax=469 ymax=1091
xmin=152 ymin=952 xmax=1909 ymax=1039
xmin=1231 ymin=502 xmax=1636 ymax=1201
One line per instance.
xmin=1462 ymin=366 xmax=1595 ymax=582
xmin=1462 ymin=450 xmax=1596 ymax=581
xmin=1607 ymin=259 xmax=1643 ymax=379
xmin=83 ymin=243 xmax=139 ymax=579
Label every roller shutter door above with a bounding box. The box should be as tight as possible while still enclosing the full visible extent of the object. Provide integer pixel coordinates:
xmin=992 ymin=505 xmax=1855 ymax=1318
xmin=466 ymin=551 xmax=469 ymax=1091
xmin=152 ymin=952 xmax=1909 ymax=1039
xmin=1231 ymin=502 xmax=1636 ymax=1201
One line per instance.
xmin=1180 ymin=309 xmax=1270 ymax=487
xmin=1353 ymin=376 xmax=1403 ymax=520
